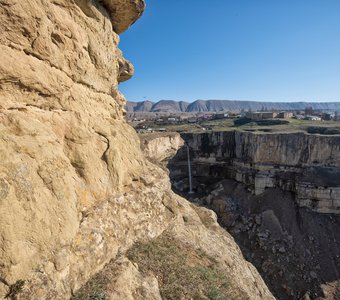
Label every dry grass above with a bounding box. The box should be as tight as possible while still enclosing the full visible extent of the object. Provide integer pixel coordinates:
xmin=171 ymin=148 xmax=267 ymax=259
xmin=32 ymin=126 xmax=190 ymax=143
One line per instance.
xmin=70 ymin=273 xmax=109 ymax=300
xmin=70 ymin=232 xmax=250 ymax=300
xmin=127 ymin=233 xmax=249 ymax=300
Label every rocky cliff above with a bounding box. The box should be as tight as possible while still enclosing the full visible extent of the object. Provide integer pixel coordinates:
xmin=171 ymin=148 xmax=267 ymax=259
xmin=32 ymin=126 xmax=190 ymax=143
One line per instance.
xmin=173 ymin=131 xmax=340 ymax=214
xmin=139 ymin=132 xmax=184 ymax=164
xmin=0 ymin=1 xmax=274 ymax=299
xmin=167 ymin=132 xmax=340 ymax=299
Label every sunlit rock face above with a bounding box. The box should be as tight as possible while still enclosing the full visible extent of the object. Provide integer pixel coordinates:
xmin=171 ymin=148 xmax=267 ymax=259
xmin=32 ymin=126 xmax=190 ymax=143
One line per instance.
xmin=100 ymin=0 xmax=146 ymax=34
xmin=0 ymin=0 xmax=151 ymax=297
xmin=0 ymin=1 xmax=274 ymax=299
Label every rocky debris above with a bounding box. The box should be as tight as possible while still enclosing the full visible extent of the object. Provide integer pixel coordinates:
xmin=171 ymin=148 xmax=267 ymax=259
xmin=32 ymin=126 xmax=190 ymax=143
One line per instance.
xmin=260 ymin=210 xmax=283 ymax=240
xmin=187 ymin=180 xmax=340 ymax=299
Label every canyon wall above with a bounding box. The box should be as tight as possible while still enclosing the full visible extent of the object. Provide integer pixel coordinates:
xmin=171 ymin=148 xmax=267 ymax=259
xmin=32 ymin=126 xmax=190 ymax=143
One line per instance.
xmin=173 ymin=131 xmax=340 ymax=214
xmin=140 ymin=133 xmax=184 ymax=164
xmin=0 ymin=1 xmax=274 ymax=299
xmin=167 ymin=132 xmax=340 ymax=299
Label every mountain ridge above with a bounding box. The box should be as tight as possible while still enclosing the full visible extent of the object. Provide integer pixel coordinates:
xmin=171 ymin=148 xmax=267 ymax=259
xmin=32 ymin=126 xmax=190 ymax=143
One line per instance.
xmin=127 ymin=99 xmax=340 ymax=113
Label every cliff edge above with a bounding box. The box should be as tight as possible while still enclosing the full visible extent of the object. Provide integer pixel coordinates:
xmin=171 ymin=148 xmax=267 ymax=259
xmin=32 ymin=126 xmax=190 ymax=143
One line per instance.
xmin=0 ymin=1 xmax=273 ymax=299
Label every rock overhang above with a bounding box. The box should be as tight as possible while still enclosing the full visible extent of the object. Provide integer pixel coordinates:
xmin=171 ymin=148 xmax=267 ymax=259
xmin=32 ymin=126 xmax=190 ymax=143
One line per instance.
xmin=100 ymin=0 xmax=146 ymax=34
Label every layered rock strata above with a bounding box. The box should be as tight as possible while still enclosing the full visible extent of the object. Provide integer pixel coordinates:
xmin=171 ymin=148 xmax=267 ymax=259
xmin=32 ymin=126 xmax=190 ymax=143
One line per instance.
xmin=0 ymin=1 xmax=273 ymax=299
xmin=172 ymin=131 xmax=340 ymax=214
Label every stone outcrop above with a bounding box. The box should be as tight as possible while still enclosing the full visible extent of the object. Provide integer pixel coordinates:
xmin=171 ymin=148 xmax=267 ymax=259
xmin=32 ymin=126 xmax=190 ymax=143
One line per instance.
xmin=173 ymin=131 xmax=340 ymax=214
xmin=140 ymin=132 xmax=184 ymax=164
xmin=0 ymin=1 xmax=274 ymax=299
xmin=101 ymin=0 xmax=146 ymax=34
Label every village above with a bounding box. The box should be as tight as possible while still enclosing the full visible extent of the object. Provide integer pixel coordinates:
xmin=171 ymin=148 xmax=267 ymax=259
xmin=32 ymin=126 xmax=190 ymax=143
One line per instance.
xmin=129 ymin=108 xmax=340 ymax=134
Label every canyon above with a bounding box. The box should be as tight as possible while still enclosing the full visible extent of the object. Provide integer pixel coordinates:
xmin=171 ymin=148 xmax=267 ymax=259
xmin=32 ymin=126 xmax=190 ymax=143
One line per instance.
xmin=1 ymin=1 xmax=339 ymax=299
xmin=166 ymin=131 xmax=340 ymax=299
xmin=0 ymin=1 xmax=274 ymax=299
xmin=172 ymin=131 xmax=340 ymax=214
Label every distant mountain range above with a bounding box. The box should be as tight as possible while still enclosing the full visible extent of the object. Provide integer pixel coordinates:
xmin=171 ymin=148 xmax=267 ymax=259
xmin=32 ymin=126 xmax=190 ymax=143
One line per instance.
xmin=126 ymin=100 xmax=340 ymax=113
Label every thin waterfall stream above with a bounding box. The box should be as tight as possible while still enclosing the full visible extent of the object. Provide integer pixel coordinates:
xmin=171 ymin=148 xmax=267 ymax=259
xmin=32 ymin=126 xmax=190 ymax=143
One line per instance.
xmin=186 ymin=144 xmax=194 ymax=194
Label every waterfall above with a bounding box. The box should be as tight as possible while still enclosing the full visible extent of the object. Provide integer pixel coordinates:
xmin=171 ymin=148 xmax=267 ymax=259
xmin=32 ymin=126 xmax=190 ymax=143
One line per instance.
xmin=186 ymin=144 xmax=194 ymax=194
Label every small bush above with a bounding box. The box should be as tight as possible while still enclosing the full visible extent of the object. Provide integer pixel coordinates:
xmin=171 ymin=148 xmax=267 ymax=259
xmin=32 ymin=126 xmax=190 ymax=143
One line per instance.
xmin=307 ymin=126 xmax=340 ymax=135
xmin=5 ymin=280 xmax=25 ymax=300
xmin=233 ymin=118 xmax=252 ymax=126
xmin=71 ymin=273 xmax=109 ymax=300
xmin=255 ymin=119 xmax=289 ymax=126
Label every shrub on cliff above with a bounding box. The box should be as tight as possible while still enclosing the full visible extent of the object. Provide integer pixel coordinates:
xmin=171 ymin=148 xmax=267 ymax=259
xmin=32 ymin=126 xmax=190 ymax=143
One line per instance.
xmin=127 ymin=232 xmax=247 ymax=300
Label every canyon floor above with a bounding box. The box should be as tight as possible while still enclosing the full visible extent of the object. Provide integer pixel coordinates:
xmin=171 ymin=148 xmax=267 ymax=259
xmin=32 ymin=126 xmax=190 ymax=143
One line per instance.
xmin=174 ymin=182 xmax=340 ymax=300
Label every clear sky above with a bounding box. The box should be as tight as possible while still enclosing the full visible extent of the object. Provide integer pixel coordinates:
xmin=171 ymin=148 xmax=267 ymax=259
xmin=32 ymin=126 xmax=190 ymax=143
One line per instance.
xmin=119 ymin=0 xmax=340 ymax=103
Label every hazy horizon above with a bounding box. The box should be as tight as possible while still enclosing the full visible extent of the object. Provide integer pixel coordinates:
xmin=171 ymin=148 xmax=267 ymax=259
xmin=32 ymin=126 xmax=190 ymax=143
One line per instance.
xmin=120 ymin=0 xmax=340 ymax=103
xmin=128 ymin=99 xmax=340 ymax=104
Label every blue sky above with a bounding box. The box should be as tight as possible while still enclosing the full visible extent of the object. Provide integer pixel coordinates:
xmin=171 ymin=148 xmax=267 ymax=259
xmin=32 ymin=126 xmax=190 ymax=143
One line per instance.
xmin=119 ymin=0 xmax=340 ymax=103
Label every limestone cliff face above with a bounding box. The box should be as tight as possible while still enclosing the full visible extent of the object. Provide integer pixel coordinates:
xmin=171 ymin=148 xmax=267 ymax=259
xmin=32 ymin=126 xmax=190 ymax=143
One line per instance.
xmin=140 ymin=133 xmax=184 ymax=163
xmin=177 ymin=131 xmax=340 ymax=214
xmin=0 ymin=0 xmax=154 ymax=297
xmin=0 ymin=1 xmax=273 ymax=299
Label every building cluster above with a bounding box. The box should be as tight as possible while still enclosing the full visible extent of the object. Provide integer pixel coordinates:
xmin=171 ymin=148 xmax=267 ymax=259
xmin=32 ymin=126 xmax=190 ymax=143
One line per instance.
xmin=131 ymin=108 xmax=340 ymax=133
xmin=245 ymin=109 xmax=340 ymax=121
xmin=245 ymin=111 xmax=293 ymax=120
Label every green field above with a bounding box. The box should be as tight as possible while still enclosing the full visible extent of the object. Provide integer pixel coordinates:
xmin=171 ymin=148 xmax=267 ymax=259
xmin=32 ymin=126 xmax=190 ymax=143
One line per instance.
xmin=132 ymin=118 xmax=340 ymax=135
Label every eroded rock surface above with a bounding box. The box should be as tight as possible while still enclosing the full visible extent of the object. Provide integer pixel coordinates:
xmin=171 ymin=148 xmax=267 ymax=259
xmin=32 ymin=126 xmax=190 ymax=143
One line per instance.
xmin=0 ymin=1 xmax=274 ymax=299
